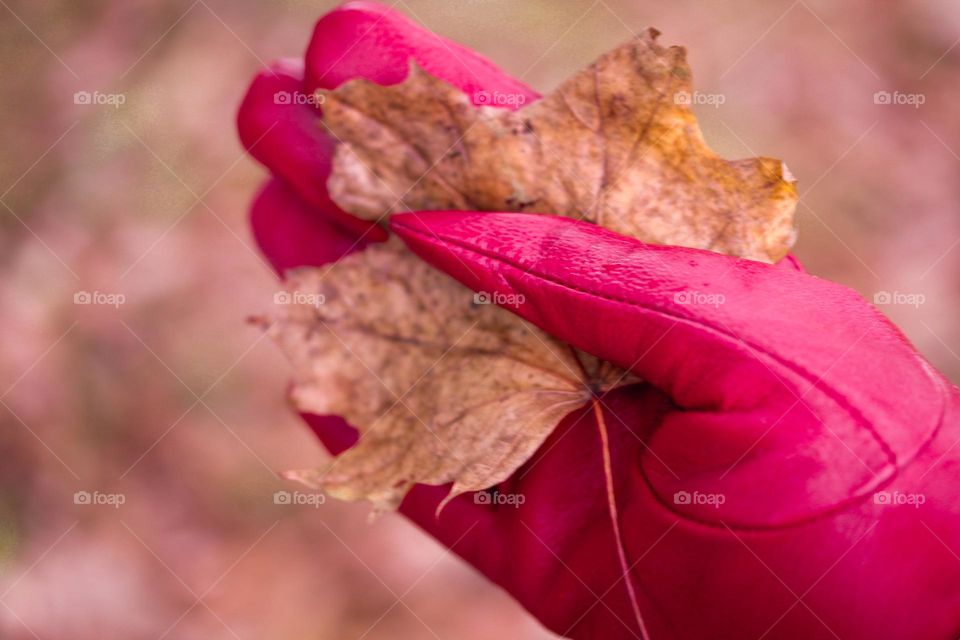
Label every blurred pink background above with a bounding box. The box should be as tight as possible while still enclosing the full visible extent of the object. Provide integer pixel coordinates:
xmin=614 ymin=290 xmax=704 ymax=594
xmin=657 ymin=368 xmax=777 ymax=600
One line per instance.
xmin=0 ymin=1 xmax=958 ymax=638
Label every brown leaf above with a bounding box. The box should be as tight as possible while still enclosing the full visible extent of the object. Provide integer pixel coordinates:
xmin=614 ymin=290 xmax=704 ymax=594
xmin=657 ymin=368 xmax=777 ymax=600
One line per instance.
xmin=322 ymin=28 xmax=797 ymax=263
xmin=266 ymin=29 xmax=799 ymax=510
xmin=267 ymin=239 xmax=631 ymax=510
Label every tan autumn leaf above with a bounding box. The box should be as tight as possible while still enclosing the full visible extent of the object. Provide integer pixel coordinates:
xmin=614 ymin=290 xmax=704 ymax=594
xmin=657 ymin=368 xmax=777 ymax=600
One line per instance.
xmin=321 ymin=28 xmax=797 ymax=263
xmin=266 ymin=238 xmax=631 ymax=510
xmin=264 ymin=28 xmax=799 ymax=511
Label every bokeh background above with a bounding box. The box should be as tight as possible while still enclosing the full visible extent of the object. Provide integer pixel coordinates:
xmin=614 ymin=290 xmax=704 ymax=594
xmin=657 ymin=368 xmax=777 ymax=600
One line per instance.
xmin=1 ymin=0 xmax=958 ymax=638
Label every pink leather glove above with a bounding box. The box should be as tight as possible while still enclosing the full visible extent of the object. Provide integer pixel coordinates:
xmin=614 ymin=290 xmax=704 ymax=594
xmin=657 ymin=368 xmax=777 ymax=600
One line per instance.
xmin=389 ymin=211 xmax=960 ymax=639
xmin=238 ymin=3 xmax=960 ymax=638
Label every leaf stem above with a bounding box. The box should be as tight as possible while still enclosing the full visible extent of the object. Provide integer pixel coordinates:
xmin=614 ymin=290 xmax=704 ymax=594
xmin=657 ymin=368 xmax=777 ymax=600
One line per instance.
xmin=591 ymin=396 xmax=650 ymax=640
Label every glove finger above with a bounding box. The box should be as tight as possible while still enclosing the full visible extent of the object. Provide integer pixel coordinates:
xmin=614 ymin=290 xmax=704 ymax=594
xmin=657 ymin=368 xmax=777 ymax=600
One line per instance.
xmin=237 ymin=58 xmax=386 ymax=241
xmin=304 ymin=2 xmax=539 ymax=104
xmin=252 ymin=178 xmax=370 ymax=274
xmin=391 ymin=210 xmax=935 ymax=415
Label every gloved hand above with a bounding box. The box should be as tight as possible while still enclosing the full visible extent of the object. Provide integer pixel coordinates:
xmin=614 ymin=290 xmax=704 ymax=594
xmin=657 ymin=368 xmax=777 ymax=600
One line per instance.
xmin=238 ymin=3 xmax=960 ymax=638
xmin=389 ymin=210 xmax=960 ymax=640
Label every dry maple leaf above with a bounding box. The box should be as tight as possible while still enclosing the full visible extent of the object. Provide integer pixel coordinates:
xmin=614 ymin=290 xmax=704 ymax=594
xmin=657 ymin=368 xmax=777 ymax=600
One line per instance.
xmin=267 ymin=238 xmax=631 ymax=510
xmin=266 ymin=29 xmax=799 ymax=511
xmin=322 ymin=28 xmax=797 ymax=263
